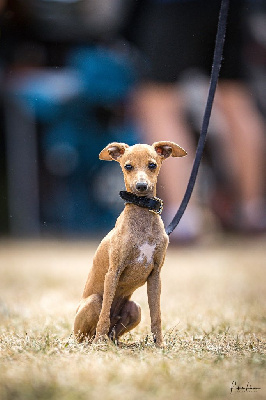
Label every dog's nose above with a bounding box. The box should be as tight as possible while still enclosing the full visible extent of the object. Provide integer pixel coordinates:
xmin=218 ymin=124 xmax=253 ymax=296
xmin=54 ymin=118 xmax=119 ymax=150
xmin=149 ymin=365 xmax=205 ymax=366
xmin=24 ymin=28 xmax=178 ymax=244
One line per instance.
xmin=136 ymin=182 xmax=148 ymax=192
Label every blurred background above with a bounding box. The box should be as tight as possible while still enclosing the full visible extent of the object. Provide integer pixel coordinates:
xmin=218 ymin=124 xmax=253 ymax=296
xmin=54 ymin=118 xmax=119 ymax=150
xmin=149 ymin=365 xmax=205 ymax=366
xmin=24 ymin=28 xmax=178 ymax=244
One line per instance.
xmin=0 ymin=0 xmax=265 ymax=241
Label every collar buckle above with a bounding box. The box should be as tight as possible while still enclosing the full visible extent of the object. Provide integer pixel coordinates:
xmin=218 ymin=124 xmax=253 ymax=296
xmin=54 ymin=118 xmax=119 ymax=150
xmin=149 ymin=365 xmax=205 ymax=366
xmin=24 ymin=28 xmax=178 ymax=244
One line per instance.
xmin=149 ymin=197 xmax=164 ymax=215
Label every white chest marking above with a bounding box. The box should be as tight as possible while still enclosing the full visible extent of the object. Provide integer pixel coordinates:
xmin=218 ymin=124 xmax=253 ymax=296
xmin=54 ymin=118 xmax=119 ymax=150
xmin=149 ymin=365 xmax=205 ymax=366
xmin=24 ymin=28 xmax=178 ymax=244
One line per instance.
xmin=137 ymin=243 xmax=156 ymax=265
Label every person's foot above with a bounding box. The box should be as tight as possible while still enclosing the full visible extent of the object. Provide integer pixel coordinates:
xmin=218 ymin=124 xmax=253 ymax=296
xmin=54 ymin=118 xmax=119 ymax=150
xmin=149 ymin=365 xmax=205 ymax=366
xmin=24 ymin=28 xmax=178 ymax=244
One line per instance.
xmin=212 ymin=193 xmax=266 ymax=234
xmin=233 ymin=199 xmax=266 ymax=234
xmin=164 ymin=205 xmax=201 ymax=245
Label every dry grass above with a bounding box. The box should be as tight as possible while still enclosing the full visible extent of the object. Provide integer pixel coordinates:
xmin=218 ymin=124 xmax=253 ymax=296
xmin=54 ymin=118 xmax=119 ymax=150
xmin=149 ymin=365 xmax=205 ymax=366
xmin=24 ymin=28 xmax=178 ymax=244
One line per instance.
xmin=0 ymin=237 xmax=265 ymax=400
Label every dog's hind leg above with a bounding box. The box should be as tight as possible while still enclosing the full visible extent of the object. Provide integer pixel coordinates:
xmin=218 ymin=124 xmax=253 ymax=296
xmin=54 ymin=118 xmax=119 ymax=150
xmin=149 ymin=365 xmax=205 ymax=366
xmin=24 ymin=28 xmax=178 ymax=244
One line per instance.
xmin=74 ymin=294 xmax=102 ymax=342
xmin=109 ymin=300 xmax=141 ymax=340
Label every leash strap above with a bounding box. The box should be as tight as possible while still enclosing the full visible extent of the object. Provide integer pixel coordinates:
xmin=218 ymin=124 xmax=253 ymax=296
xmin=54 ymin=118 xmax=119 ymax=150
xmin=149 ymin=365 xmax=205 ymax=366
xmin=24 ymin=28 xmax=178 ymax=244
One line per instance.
xmin=166 ymin=0 xmax=230 ymax=236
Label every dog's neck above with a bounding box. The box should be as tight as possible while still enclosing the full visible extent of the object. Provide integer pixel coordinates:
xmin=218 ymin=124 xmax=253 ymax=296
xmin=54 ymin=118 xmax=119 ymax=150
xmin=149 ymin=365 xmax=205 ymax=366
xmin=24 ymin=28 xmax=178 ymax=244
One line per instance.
xmin=120 ymin=191 xmax=163 ymax=215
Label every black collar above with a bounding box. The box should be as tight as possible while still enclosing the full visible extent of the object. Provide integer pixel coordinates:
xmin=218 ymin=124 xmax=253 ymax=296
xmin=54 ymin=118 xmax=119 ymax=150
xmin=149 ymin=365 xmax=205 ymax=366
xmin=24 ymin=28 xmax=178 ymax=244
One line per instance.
xmin=119 ymin=191 xmax=163 ymax=215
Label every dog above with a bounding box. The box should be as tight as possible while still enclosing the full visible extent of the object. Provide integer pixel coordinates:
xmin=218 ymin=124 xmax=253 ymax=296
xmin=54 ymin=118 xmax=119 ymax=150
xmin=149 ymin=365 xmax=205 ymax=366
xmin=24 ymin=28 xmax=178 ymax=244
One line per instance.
xmin=74 ymin=141 xmax=187 ymax=346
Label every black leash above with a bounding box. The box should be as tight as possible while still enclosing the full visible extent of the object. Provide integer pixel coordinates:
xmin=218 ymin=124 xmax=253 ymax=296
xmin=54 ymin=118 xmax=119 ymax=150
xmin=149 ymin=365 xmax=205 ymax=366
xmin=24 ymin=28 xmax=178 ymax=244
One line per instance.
xmin=166 ymin=0 xmax=230 ymax=236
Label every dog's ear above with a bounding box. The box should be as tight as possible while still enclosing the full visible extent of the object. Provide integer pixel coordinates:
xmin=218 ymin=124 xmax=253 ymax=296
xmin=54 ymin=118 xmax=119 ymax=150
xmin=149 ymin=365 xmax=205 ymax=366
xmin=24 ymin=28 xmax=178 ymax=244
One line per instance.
xmin=99 ymin=142 xmax=129 ymax=161
xmin=152 ymin=141 xmax=187 ymax=159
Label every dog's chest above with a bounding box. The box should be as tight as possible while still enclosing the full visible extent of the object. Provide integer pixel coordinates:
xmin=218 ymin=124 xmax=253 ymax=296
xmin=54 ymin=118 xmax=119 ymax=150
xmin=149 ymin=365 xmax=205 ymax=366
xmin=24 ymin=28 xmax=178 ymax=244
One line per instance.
xmin=136 ymin=242 xmax=156 ymax=265
xmin=117 ymin=240 xmax=159 ymax=294
xmin=115 ymin=208 xmax=167 ymax=294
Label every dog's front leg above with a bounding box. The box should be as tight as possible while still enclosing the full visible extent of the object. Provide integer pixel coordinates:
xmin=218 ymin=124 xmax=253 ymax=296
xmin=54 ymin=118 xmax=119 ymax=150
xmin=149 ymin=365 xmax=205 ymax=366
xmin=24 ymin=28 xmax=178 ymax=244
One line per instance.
xmin=147 ymin=267 xmax=163 ymax=347
xmin=94 ymin=264 xmax=123 ymax=343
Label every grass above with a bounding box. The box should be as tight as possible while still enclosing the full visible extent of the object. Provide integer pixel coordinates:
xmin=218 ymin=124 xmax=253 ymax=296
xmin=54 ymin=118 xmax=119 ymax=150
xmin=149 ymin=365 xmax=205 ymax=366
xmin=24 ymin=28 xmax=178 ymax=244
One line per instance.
xmin=0 ymin=237 xmax=265 ymax=400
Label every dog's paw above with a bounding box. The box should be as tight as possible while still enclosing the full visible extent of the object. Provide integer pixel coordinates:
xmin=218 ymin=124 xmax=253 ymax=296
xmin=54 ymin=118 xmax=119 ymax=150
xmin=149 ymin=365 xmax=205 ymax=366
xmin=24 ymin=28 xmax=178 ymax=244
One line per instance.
xmin=153 ymin=334 xmax=164 ymax=348
xmin=154 ymin=340 xmax=164 ymax=348
xmin=93 ymin=334 xmax=109 ymax=345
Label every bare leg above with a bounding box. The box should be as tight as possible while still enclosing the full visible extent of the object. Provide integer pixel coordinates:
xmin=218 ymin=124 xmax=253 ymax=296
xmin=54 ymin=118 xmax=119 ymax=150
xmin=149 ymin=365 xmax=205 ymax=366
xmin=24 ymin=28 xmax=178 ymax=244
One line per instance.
xmin=132 ymin=84 xmax=194 ymax=203
xmin=218 ymin=82 xmax=266 ymax=229
xmin=74 ymin=294 xmax=102 ymax=342
xmin=132 ymin=83 xmax=201 ymax=240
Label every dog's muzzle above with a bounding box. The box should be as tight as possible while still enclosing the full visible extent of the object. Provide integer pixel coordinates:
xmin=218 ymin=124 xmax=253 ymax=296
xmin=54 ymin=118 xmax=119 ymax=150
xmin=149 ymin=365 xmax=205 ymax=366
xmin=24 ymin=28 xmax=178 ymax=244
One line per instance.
xmin=136 ymin=182 xmax=148 ymax=193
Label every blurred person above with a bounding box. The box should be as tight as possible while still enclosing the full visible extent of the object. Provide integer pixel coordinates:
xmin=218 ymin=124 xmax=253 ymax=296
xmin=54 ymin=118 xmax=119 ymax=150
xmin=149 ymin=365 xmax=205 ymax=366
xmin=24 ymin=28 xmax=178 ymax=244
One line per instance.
xmin=125 ymin=0 xmax=266 ymax=242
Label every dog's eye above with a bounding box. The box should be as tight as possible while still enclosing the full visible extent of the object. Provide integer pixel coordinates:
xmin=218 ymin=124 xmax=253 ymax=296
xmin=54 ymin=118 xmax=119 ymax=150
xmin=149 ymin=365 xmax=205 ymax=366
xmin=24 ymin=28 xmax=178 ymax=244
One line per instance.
xmin=148 ymin=162 xmax=157 ymax=170
xmin=124 ymin=164 xmax=133 ymax=171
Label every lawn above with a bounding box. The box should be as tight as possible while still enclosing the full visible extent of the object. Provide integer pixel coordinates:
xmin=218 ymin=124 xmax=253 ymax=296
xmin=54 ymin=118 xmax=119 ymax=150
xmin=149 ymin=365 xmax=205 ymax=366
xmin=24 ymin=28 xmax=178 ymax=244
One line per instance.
xmin=0 ymin=237 xmax=265 ymax=400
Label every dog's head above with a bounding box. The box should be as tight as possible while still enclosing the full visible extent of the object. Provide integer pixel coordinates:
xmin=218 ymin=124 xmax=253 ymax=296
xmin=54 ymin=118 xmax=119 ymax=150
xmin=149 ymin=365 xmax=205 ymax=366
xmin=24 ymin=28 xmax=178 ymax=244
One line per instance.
xmin=99 ymin=141 xmax=187 ymax=197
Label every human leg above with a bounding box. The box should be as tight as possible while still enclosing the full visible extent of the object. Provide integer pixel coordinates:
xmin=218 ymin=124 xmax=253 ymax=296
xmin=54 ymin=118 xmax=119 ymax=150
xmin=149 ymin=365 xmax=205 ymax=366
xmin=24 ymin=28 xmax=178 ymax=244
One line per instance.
xmin=218 ymin=81 xmax=266 ymax=231
xmin=132 ymin=83 xmax=201 ymax=240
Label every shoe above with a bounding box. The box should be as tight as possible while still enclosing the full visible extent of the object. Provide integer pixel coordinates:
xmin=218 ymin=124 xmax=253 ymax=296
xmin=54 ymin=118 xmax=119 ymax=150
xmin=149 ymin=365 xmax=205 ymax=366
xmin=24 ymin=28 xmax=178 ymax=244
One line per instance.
xmin=164 ymin=206 xmax=201 ymax=245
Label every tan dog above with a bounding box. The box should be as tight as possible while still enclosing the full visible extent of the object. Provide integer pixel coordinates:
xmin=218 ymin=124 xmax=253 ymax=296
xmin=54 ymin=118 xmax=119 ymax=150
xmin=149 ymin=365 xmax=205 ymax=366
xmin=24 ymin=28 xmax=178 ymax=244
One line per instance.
xmin=74 ymin=141 xmax=186 ymax=346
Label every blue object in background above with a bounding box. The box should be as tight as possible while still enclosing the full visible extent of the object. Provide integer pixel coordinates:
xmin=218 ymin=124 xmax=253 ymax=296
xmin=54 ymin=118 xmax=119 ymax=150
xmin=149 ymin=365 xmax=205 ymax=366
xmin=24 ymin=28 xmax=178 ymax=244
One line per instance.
xmin=67 ymin=46 xmax=137 ymax=105
xmin=11 ymin=45 xmax=139 ymax=236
